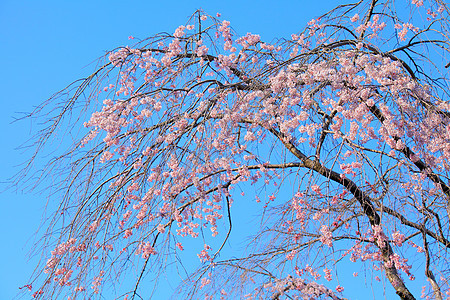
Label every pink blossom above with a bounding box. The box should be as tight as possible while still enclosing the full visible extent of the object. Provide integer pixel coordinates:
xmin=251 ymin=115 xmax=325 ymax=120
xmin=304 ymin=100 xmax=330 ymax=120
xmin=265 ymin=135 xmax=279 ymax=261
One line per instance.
xmin=157 ymin=224 xmax=165 ymax=233
xmin=391 ymin=231 xmax=406 ymax=246
xmin=123 ymin=229 xmax=133 ymax=239
xmin=200 ymin=277 xmax=211 ymax=288
xmin=371 ymin=225 xmax=388 ymax=247
xmin=336 ymin=285 xmax=344 ymax=292
xmin=176 ymin=242 xmax=184 ymax=251
xmin=198 ymin=244 xmax=212 ymax=262
xmin=320 ymin=225 xmax=333 ymax=247
xmin=154 ymin=102 xmax=162 ymax=111
xmin=351 ymin=14 xmax=360 ymax=22
xmin=100 ymin=151 xmax=113 ymax=163
xmin=244 ymin=130 xmax=257 ymax=141
xmin=323 ymin=268 xmax=332 ymax=281
xmin=286 ymin=250 xmax=297 ymax=260
xmin=173 ymin=25 xmax=186 ymax=38
xmin=311 ymin=184 xmax=322 ymax=195
xmin=398 ymin=26 xmax=408 ymax=41
xmin=196 ymin=45 xmax=209 ymax=57
xmin=139 ymin=242 xmax=157 ymax=259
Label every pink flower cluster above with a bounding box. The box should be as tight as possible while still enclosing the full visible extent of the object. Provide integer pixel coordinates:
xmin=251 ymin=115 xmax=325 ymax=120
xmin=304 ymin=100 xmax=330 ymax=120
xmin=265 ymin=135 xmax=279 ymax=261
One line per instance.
xmin=235 ymin=33 xmax=260 ymax=49
xmin=323 ymin=268 xmax=332 ymax=281
xmin=371 ymin=225 xmax=388 ymax=247
xmin=197 ymin=244 xmax=212 ymax=262
xmin=391 ymin=231 xmax=406 ymax=247
xmin=411 ymin=0 xmax=423 ymax=7
xmin=91 ymin=271 xmax=105 ymax=294
xmin=319 ymin=225 xmax=333 ymax=247
xmin=136 ymin=242 xmax=157 ymax=259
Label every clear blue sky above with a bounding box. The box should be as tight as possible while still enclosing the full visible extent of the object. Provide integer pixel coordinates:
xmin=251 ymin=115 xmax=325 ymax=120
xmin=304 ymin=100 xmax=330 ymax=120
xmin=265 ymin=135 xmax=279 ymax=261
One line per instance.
xmin=2 ymin=0 xmax=411 ymax=299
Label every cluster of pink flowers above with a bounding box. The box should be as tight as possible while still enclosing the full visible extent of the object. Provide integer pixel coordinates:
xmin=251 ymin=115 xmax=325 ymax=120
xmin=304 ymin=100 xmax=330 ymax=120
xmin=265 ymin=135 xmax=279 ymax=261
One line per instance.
xmin=108 ymin=47 xmax=132 ymax=66
xmin=350 ymin=14 xmax=359 ymax=22
xmin=136 ymin=242 xmax=157 ymax=259
xmin=290 ymin=193 xmax=307 ymax=226
xmin=74 ymin=286 xmax=85 ymax=292
xmin=396 ymin=23 xmax=418 ymax=41
xmin=123 ymin=229 xmax=133 ymax=239
xmin=197 ymin=244 xmax=212 ymax=262
xmin=175 ymin=242 xmax=184 ymax=251
xmin=173 ymin=25 xmax=186 ymax=38
xmin=340 ymin=161 xmax=363 ymax=176
xmin=391 ymin=231 xmax=406 ymax=247
xmin=412 ymin=0 xmax=423 ymax=7
xmin=386 ymin=253 xmax=414 ymax=280
xmin=285 ymin=250 xmax=297 ymax=260
xmin=311 ymin=184 xmax=322 ymax=195
xmin=91 ymin=271 xmax=105 ymax=294
xmin=45 ymin=239 xmax=80 ymax=274
xmin=235 ymin=33 xmax=260 ymax=49
xmin=319 ymin=225 xmax=333 ymax=247
xmin=371 ymin=225 xmax=388 ymax=247
xmin=200 ymin=277 xmax=211 ymax=289
xmin=54 ymin=268 xmax=73 ymax=286
xmin=196 ymin=45 xmax=209 ymax=57
xmin=99 ymin=150 xmax=114 ymax=163
xmin=51 ymin=238 xmax=78 ymax=256
xmin=323 ymin=268 xmax=332 ymax=281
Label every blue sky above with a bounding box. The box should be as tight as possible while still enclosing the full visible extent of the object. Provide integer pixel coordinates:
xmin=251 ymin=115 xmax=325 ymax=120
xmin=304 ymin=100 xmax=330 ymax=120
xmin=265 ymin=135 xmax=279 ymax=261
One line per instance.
xmin=1 ymin=0 xmax=410 ymax=299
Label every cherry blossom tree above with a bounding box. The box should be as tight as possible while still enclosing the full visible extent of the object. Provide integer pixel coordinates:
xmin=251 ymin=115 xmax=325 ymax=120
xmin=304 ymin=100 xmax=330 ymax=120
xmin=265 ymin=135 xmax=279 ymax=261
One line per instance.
xmin=17 ymin=0 xmax=450 ymax=299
